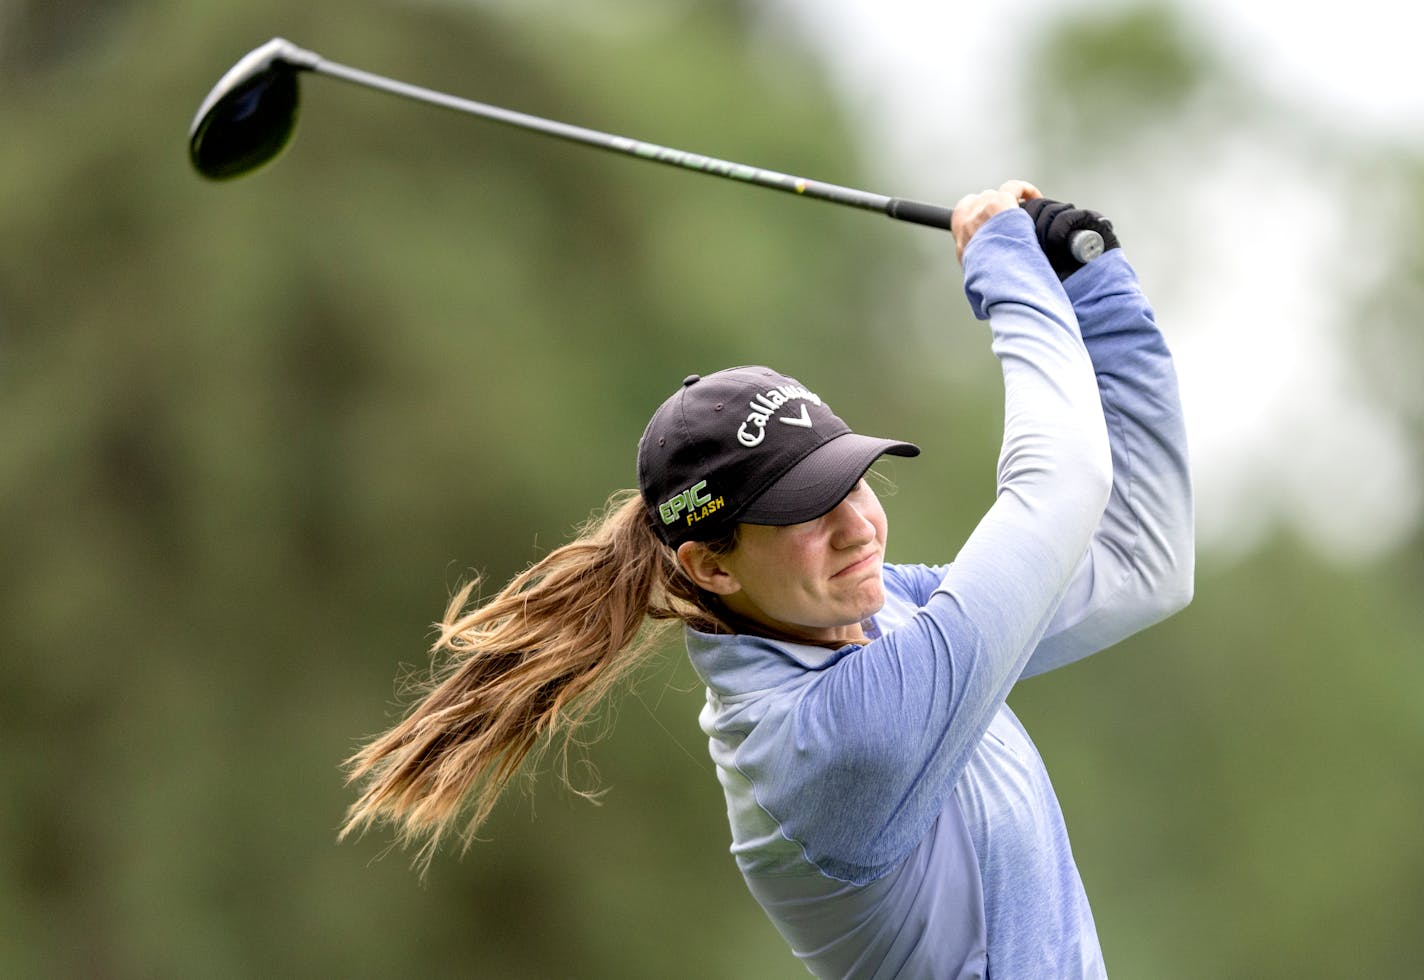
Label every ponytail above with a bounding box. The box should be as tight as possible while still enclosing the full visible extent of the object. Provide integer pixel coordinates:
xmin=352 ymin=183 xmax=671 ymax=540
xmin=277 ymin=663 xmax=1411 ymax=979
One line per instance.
xmin=339 ymin=490 xmax=730 ymax=870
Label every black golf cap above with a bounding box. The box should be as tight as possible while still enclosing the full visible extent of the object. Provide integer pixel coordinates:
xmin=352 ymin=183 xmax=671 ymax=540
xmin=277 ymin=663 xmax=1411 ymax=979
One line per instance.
xmin=637 ymin=366 xmax=920 ymax=548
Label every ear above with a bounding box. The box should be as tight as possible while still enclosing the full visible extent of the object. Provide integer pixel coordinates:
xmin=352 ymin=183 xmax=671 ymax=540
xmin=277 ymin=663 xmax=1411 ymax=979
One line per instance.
xmin=676 ymin=541 xmax=742 ymax=597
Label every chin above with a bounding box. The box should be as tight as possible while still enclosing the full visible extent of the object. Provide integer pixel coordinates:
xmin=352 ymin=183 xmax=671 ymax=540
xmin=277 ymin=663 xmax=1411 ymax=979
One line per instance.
xmin=851 ymin=589 xmax=887 ymax=623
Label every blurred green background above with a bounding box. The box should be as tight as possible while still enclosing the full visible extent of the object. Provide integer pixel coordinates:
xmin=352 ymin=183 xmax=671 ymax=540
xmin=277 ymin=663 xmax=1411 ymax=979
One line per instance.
xmin=3 ymin=1 xmax=1421 ymax=977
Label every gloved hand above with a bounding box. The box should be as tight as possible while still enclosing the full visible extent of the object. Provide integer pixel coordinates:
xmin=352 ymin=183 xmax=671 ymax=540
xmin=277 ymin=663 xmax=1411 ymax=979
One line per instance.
xmin=1020 ymin=198 xmax=1120 ymax=280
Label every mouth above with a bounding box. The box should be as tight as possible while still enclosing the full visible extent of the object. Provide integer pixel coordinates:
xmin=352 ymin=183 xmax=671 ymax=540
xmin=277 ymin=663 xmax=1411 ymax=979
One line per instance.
xmin=832 ymin=550 xmax=881 ymax=579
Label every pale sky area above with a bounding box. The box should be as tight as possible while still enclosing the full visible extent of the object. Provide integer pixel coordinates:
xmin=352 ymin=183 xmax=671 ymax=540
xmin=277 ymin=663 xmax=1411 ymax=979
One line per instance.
xmin=762 ymin=0 xmax=1423 ymax=565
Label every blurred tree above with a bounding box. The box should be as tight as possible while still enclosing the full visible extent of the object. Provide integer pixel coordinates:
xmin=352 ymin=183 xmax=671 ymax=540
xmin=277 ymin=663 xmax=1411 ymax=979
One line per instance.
xmin=3 ymin=0 xmax=1422 ymax=977
xmin=0 ymin=1 xmax=918 ymax=977
xmin=0 ymin=0 xmax=136 ymax=83
xmin=1010 ymin=4 xmax=1424 ymax=977
xmin=1026 ymin=4 xmax=1222 ymax=150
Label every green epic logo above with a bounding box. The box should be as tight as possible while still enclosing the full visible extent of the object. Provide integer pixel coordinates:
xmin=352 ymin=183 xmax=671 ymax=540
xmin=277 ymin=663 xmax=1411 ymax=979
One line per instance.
xmin=659 ymin=480 xmax=725 ymax=527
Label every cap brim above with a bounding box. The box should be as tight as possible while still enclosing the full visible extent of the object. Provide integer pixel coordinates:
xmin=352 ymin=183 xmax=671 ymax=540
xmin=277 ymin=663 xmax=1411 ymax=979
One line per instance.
xmin=737 ymin=432 xmax=920 ymax=527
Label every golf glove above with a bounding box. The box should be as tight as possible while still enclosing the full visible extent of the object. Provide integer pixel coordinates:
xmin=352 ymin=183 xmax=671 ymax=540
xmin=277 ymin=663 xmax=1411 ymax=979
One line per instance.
xmin=1021 ymin=198 xmax=1120 ymax=280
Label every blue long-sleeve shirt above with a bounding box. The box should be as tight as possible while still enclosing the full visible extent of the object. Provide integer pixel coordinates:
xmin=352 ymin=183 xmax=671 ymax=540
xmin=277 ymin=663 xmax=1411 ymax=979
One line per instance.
xmin=685 ymin=209 xmax=1193 ymax=979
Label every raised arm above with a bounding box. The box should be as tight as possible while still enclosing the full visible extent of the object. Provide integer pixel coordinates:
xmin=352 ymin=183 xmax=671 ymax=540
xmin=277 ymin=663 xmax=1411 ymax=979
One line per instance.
xmin=1022 ymin=237 xmax=1195 ymax=677
xmin=726 ymin=196 xmax=1115 ymax=877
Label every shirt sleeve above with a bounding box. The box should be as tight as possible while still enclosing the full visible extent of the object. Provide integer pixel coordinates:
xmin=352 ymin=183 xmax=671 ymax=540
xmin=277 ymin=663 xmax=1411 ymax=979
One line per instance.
xmin=747 ymin=209 xmax=1113 ymax=878
xmin=1019 ymin=250 xmax=1195 ymax=677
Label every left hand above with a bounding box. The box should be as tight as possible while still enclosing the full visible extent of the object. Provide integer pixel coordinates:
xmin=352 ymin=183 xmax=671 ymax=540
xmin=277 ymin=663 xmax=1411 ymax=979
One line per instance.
xmin=951 ymin=179 xmax=1043 ymax=264
xmin=1020 ymin=198 xmax=1122 ymax=280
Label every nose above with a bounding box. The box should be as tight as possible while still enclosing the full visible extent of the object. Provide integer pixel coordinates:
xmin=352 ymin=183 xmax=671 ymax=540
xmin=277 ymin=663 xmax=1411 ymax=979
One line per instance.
xmin=827 ymin=494 xmax=876 ymax=549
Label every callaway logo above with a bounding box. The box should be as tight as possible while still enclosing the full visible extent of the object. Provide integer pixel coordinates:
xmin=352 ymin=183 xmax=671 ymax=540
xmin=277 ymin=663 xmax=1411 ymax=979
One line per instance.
xmin=736 ymin=384 xmax=822 ymax=447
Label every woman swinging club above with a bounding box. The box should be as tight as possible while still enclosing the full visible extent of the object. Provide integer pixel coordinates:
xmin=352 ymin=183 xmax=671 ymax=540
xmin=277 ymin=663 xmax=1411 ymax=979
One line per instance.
xmin=340 ymin=180 xmax=1194 ymax=978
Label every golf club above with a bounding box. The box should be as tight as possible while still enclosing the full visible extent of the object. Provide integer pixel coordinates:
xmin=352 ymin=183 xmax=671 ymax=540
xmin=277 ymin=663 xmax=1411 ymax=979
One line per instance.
xmin=189 ymin=37 xmax=1103 ymax=262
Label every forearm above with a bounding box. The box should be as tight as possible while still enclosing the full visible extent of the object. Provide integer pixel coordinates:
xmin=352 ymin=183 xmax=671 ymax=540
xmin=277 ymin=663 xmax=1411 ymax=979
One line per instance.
xmin=964 ymin=209 xmax=1113 ymax=561
xmin=953 ymin=210 xmax=1115 ymax=695
xmin=1024 ymin=251 xmax=1195 ymax=676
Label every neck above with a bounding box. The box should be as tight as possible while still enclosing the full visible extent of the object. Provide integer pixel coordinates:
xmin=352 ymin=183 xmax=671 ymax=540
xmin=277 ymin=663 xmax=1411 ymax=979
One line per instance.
xmin=709 ymin=600 xmax=866 ymax=649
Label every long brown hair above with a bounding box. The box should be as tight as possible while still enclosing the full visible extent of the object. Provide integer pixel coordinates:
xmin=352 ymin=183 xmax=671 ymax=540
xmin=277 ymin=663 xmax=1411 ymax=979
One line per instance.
xmin=338 ymin=490 xmax=734 ymax=871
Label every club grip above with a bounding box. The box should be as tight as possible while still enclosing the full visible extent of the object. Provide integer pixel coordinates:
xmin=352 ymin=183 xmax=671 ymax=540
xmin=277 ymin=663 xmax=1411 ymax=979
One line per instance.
xmin=886 ymin=197 xmax=1104 ymax=264
xmin=885 ymin=197 xmax=955 ymax=230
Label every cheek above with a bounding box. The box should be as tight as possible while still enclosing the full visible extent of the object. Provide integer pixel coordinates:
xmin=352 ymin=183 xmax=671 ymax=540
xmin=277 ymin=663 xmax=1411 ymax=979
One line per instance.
xmin=872 ymin=506 xmax=889 ymax=545
xmin=726 ymin=536 xmax=808 ymax=600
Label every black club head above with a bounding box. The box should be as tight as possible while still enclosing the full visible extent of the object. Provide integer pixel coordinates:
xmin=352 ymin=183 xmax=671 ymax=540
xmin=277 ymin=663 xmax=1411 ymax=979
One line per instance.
xmin=189 ymin=38 xmax=316 ymax=180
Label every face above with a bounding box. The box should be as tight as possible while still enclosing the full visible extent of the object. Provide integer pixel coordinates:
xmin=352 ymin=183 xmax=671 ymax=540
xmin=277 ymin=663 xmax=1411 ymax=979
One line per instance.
xmin=687 ymin=479 xmax=889 ymax=645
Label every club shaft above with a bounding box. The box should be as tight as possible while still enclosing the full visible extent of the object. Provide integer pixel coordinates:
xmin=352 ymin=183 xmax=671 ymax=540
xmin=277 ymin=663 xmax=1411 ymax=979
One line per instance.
xmin=297 ymin=49 xmax=1099 ymax=257
xmin=306 ymin=56 xmax=956 ymax=230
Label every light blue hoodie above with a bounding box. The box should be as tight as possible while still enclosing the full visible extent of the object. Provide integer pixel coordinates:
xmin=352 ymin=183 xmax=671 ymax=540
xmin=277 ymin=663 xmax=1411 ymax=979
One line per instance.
xmin=685 ymin=209 xmax=1194 ymax=979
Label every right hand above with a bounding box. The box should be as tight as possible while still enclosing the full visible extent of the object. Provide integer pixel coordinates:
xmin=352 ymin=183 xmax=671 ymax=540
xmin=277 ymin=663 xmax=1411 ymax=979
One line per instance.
xmin=951 ymin=179 xmax=1042 ymax=264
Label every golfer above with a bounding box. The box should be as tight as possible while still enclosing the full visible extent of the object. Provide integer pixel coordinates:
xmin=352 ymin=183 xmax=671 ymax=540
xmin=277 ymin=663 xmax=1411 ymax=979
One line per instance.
xmin=342 ymin=180 xmax=1194 ymax=978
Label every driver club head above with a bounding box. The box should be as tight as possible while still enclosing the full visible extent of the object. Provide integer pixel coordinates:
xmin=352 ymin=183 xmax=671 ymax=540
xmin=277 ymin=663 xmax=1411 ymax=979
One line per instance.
xmin=189 ymin=38 xmax=319 ymax=180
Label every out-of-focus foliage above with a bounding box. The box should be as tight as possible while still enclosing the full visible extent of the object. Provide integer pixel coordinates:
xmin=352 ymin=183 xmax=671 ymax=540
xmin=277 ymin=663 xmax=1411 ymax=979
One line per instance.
xmin=1 ymin=1 xmax=1421 ymax=978
xmin=0 ymin=2 xmax=922 ymax=977
xmin=1359 ymin=167 xmax=1424 ymax=441
xmin=1026 ymin=5 xmax=1222 ymax=149
xmin=1015 ymin=6 xmax=1424 ymax=979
